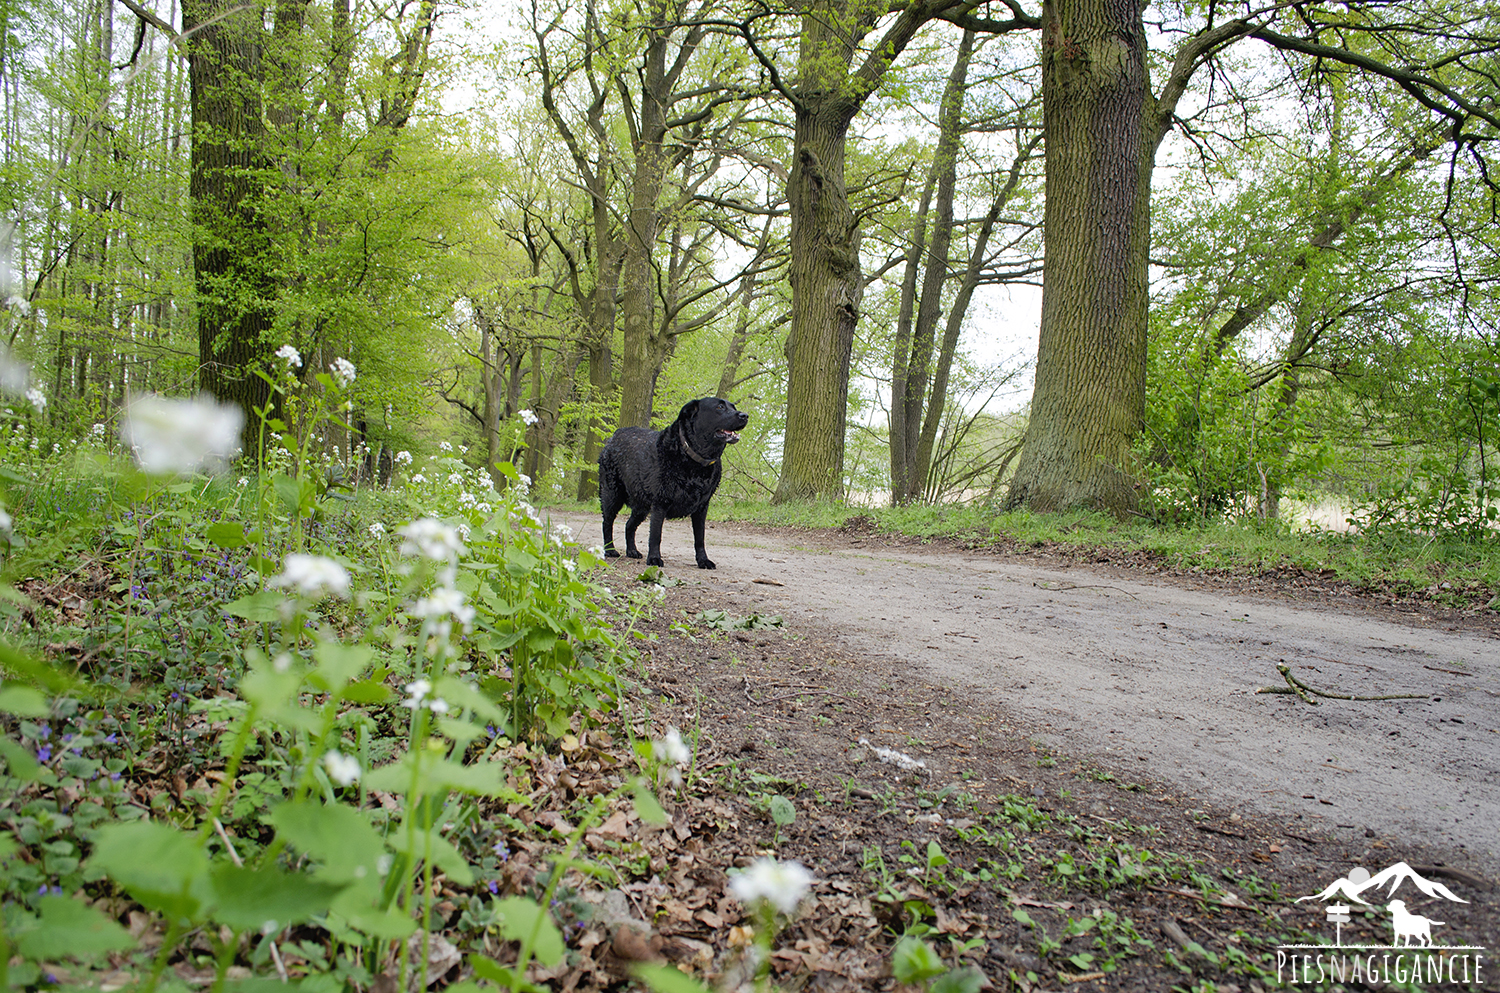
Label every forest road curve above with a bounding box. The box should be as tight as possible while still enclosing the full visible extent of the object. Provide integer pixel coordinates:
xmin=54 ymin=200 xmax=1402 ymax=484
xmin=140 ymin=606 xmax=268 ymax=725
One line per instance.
xmin=550 ymin=511 xmax=1500 ymax=871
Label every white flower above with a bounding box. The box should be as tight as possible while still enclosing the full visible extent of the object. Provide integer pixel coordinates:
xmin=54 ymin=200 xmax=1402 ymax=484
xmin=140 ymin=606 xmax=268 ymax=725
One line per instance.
xmin=237 ymin=476 xmax=249 ymax=487
xmin=275 ymin=344 xmax=302 ymax=368
xmin=402 ymin=678 xmax=432 ymax=708
xmin=439 ymin=441 xmax=453 ymax=452
xmin=269 ymin=554 xmax=352 ymax=599
xmin=411 ymin=587 xmax=475 ymax=630
xmin=5 ymin=295 xmax=30 ymax=317
xmin=410 ymin=473 xmax=426 ymax=484
xmin=730 ymin=858 xmax=813 ymax=915
xmin=653 ymin=727 xmax=691 ymax=767
xmin=518 ymin=409 xmax=538 ymax=426
xmin=397 ymin=518 xmax=464 ymax=561
xmin=323 ymin=751 xmax=361 ymax=786
xmin=369 ymin=522 xmax=386 ymax=536
xmin=448 ymin=472 xmax=465 ymax=486
xmin=428 ymin=698 xmax=450 ymax=715
xmin=120 ymin=393 xmax=244 ymax=474
xmin=394 ymin=450 xmax=412 ymax=466
xmin=25 ymin=386 xmax=45 ymax=411
xmin=90 ymin=422 xmax=107 ymax=439
xmin=330 ymin=357 xmax=356 ymax=387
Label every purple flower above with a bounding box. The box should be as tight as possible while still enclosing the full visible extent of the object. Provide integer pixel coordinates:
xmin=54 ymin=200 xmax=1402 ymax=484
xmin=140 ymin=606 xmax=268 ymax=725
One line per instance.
xmin=487 ymin=880 xmax=499 ymax=895
xmin=36 ymin=746 xmax=51 ymax=762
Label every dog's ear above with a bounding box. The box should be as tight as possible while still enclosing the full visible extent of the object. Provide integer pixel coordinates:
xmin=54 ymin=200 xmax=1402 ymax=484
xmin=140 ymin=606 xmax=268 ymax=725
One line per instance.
xmin=677 ymin=399 xmax=700 ymax=423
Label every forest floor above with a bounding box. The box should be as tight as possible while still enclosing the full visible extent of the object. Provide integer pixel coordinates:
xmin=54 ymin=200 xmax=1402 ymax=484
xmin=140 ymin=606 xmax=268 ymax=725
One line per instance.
xmin=547 ymin=510 xmax=1499 ymax=991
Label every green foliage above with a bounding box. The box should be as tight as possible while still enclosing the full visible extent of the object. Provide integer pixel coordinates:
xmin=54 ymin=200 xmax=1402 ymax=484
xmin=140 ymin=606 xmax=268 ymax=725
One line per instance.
xmin=0 ymin=390 xmax=661 ymax=990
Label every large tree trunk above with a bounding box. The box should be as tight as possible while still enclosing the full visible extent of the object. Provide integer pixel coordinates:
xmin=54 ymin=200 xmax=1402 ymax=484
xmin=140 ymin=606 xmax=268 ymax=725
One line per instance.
xmin=183 ymin=0 xmax=274 ymax=461
xmin=1004 ymin=0 xmax=1155 ymax=517
xmin=775 ymin=109 xmax=861 ymax=503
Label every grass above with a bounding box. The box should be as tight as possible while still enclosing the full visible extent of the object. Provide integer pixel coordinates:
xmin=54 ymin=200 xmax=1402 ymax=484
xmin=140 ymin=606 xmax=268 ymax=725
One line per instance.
xmin=706 ymin=497 xmax=1500 ymax=610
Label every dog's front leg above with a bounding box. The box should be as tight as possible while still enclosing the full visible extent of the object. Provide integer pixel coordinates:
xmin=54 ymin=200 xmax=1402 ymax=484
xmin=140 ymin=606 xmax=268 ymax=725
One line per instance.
xmin=691 ymin=508 xmax=714 ymax=569
xmin=646 ymin=508 xmax=667 ymax=567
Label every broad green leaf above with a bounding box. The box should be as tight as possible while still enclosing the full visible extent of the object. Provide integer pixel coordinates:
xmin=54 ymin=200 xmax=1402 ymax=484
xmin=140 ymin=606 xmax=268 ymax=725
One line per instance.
xmin=0 ymin=736 xmax=41 ymax=780
xmin=407 ymin=827 xmax=474 ymax=887
xmin=632 ymin=963 xmax=714 ymax=993
xmin=204 ymin=521 xmax=251 ymax=548
xmin=468 ymin=955 xmax=548 ymax=993
xmin=268 ymin=801 xmax=387 ymax=886
xmin=769 ymin=795 xmax=796 ymax=827
xmin=309 ymin=642 xmax=372 ymax=694
xmin=224 ymin=590 xmax=287 ymax=622
xmin=14 ymin=895 xmax=135 ymax=960
xmin=494 ymin=897 xmax=564 ymax=967
xmin=633 ymin=781 xmax=667 ymax=826
xmin=0 ymin=685 xmax=49 ymax=717
xmin=90 ymin=821 xmax=211 ymax=924
xmin=208 ymin=864 xmax=343 ymax=932
xmin=339 ymin=680 xmax=393 ymax=705
xmin=363 ymin=752 xmax=508 ymax=797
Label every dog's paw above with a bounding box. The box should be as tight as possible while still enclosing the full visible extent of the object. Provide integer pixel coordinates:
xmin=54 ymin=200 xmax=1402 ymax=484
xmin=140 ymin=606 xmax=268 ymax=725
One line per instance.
xmin=646 ymin=555 xmax=665 ymax=567
xmin=697 ymin=558 xmax=716 ymax=570
xmin=604 ymin=548 xmax=621 ymax=558
xmin=626 ymin=549 xmax=643 ymax=559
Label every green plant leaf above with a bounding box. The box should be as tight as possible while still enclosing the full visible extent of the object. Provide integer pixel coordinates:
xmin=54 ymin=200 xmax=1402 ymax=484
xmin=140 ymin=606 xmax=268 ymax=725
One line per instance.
xmin=631 ymin=962 xmax=714 ymax=993
xmin=269 ymin=801 xmax=387 ymax=886
xmin=931 ymin=965 xmax=987 ymax=993
xmin=0 ymin=685 xmax=49 ymax=717
xmin=89 ymin=821 xmax=212 ymax=925
xmin=208 ymin=864 xmax=344 ymax=932
xmin=468 ymin=954 xmax=548 ymax=993
xmin=633 ymin=780 xmax=668 ymax=825
xmin=0 ymin=736 xmax=41 ymax=780
xmin=204 ymin=521 xmax=251 ymax=548
xmin=891 ymin=935 xmax=946 ymax=984
xmin=769 ymin=794 xmax=796 ymax=827
xmin=308 ymin=642 xmax=372 ymax=694
xmin=13 ymin=895 xmax=135 ymax=961
xmin=494 ymin=896 xmax=565 ymax=967
xmin=224 ymin=590 xmax=287 ymax=622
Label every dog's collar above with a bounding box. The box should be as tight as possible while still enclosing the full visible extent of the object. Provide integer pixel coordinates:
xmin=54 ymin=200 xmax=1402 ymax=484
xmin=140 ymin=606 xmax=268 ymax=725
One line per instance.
xmin=678 ymin=426 xmax=718 ymax=466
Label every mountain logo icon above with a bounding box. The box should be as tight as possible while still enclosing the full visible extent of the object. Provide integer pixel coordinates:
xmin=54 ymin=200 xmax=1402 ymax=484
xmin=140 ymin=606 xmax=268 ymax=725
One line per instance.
xmin=1295 ymin=862 xmax=1470 ymax=910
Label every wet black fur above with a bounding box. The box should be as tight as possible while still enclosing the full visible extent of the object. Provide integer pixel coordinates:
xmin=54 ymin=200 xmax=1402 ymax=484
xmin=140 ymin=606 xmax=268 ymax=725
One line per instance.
xmin=598 ymin=398 xmax=750 ymax=569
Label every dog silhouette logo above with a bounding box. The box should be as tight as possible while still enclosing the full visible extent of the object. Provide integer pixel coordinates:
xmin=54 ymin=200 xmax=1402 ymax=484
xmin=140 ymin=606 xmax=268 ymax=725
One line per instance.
xmin=1277 ymin=861 xmax=1486 ymax=987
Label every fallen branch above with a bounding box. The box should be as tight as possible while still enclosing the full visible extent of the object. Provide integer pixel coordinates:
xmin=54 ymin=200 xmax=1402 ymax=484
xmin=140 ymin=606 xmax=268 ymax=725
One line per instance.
xmin=1255 ymin=663 xmax=1429 ymax=705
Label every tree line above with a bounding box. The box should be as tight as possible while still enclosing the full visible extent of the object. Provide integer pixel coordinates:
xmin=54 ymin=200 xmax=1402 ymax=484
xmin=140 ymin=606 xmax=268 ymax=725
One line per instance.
xmin=2 ymin=0 xmax=1497 ymax=527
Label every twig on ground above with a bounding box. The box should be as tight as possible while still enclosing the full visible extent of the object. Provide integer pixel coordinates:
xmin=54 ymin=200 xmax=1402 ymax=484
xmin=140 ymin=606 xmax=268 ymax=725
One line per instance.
xmin=1255 ymin=663 xmax=1428 ymax=704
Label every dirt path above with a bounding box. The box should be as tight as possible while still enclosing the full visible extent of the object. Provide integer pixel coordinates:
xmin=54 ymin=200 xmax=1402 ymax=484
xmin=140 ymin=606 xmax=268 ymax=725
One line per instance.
xmin=555 ymin=511 xmax=1500 ymax=872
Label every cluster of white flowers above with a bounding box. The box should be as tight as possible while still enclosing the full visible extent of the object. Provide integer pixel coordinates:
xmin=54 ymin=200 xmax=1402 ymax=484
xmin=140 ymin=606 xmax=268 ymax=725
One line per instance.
xmin=410 ymin=586 xmax=476 ymax=638
xmin=330 ymin=357 xmax=356 ymax=388
xmin=120 ymin=393 xmax=244 ymax=475
xmin=398 ymin=518 xmax=465 ymax=563
xmin=269 ymin=554 xmax=352 ymax=599
xmin=653 ymin=727 xmax=692 ymax=788
xmin=438 ymin=441 xmax=453 ymax=452
xmin=394 ymin=450 xmax=413 ymax=466
xmin=858 ymin=737 xmax=927 ymax=772
xmin=518 ymin=409 xmax=538 ymax=426
xmin=730 ymin=857 xmax=814 ymax=916
xmin=25 ymin=386 xmax=45 ymax=411
xmin=275 ymin=344 xmax=302 ymax=369
xmin=402 ymin=678 xmax=449 ymax=715
xmin=368 ymin=522 xmax=386 ymax=537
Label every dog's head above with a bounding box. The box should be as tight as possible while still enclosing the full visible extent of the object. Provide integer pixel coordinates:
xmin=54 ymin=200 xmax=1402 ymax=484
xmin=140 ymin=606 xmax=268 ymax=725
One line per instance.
xmin=1389 ymin=900 xmax=1407 ymax=914
xmin=677 ymin=397 xmax=750 ymax=458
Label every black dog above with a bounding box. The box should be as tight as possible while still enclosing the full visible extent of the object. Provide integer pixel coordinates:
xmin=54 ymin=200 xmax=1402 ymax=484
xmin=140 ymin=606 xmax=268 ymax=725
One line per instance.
xmin=598 ymin=398 xmax=749 ymax=569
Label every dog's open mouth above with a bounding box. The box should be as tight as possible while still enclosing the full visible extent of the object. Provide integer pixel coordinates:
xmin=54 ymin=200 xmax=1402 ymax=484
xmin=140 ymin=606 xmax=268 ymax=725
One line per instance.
xmin=716 ymin=429 xmax=741 ymax=444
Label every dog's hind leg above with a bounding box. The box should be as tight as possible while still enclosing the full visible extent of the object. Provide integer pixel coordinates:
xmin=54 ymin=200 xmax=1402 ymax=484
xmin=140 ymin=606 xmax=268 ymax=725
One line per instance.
xmin=691 ymin=507 xmax=715 ymax=569
xmin=623 ymin=507 xmax=649 ymax=560
xmin=599 ymin=468 xmax=626 ymax=558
